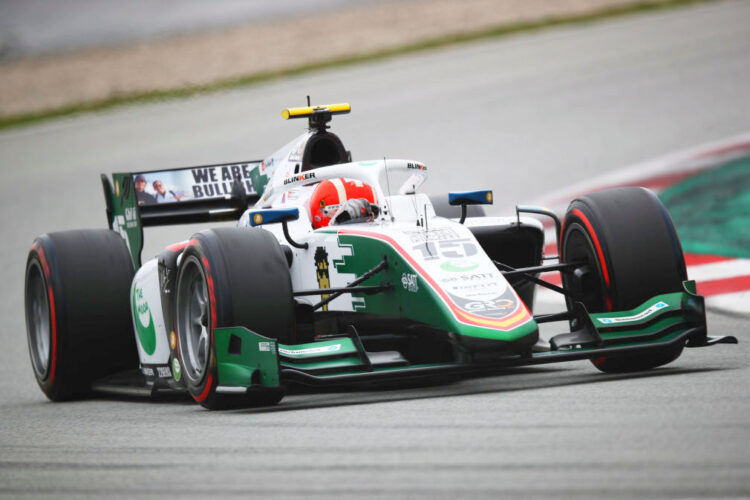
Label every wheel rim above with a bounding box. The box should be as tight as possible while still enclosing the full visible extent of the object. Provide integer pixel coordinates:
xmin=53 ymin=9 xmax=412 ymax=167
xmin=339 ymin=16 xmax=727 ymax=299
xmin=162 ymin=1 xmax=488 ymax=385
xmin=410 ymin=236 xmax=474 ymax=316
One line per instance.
xmin=561 ymin=222 xmax=607 ymax=313
xmin=26 ymin=261 xmax=51 ymax=378
xmin=176 ymin=256 xmax=211 ymax=384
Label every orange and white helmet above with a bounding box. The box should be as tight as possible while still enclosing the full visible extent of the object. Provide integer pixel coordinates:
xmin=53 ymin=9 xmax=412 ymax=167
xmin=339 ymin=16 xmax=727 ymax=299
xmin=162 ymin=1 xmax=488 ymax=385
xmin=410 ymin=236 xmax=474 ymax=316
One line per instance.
xmin=309 ymin=178 xmax=378 ymax=229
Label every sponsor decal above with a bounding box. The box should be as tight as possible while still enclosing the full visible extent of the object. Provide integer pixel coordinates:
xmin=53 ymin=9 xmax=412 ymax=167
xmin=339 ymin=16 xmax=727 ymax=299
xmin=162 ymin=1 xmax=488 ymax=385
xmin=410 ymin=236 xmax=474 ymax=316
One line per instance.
xmin=406 ymin=162 xmax=427 ymax=170
xmin=124 ymin=207 xmax=138 ymax=229
xmin=441 ymin=273 xmax=495 ymax=283
xmin=172 ymin=358 xmax=181 ymax=382
xmin=440 ymin=259 xmax=480 ymax=272
xmin=412 ymin=239 xmax=478 ymax=261
xmin=114 ymin=184 xmax=139 ymax=236
xmin=486 ymin=192 xmax=493 ymax=203
xmin=401 ymin=273 xmax=419 ymax=293
xmin=189 ymin=164 xmax=257 ymax=198
xmin=281 ymin=189 xmax=300 ymax=204
xmin=283 ymin=171 xmax=316 ymax=185
xmin=141 ymin=367 xmax=154 ymax=376
xmin=169 ymin=331 xmax=177 ymax=350
xmin=129 ymin=162 xmax=261 ymax=207
xmin=597 ymin=301 xmax=669 ymax=324
xmin=446 ymin=281 xmax=502 ymax=298
xmin=258 ymin=342 xmax=272 ymax=352
xmin=314 ymin=247 xmax=331 ymax=311
xmin=133 ymin=286 xmax=157 ymax=355
xmin=156 ymin=365 xmax=171 ymax=378
xmin=288 ymin=143 xmax=305 ymax=162
xmin=253 ymin=213 xmax=264 ymax=225
xmin=115 ymin=180 xmax=120 ymax=197
xmin=448 ymin=291 xmax=519 ymax=320
xmin=464 ymin=298 xmax=515 ymax=313
xmin=403 ymin=227 xmax=459 ymax=244
xmin=278 ymin=344 xmax=342 ymax=356
xmin=448 ymin=281 xmax=498 ymax=290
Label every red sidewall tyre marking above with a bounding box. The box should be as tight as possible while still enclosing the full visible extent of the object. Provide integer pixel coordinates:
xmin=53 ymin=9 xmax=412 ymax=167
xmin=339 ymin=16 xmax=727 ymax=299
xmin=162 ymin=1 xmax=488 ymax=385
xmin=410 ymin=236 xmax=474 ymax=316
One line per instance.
xmin=35 ymin=245 xmax=58 ymax=388
xmin=571 ymin=208 xmax=611 ymax=289
xmin=37 ymin=246 xmax=51 ymax=279
xmin=47 ymin=285 xmax=57 ymax=385
xmin=166 ymin=240 xmax=190 ymax=252
xmin=194 ymin=373 xmax=214 ymax=403
xmin=200 ymin=256 xmax=218 ymax=341
xmin=182 ymin=241 xmax=220 ymax=404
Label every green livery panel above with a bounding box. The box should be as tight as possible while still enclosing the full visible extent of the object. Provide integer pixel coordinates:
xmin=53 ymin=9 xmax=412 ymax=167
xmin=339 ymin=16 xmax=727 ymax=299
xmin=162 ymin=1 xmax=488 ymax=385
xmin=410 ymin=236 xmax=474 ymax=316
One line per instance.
xmin=332 ymin=233 xmax=539 ymax=350
xmin=214 ymin=327 xmax=281 ymax=388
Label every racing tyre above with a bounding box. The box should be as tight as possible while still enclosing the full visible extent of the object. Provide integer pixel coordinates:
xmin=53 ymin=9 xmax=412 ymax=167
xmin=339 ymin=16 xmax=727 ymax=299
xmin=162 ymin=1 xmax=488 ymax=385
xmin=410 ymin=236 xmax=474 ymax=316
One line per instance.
xmin=174 ymin=228 xmax=293 ymax=410
xmin=560 ymin=187 xmax=687 ymax=373
xmin=24 ymin=230 xmax=138 ymax=401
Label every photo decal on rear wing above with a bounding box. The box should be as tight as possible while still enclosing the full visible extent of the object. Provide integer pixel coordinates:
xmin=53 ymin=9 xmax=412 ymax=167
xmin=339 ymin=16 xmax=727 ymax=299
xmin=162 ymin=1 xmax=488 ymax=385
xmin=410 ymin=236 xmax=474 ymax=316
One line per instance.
xmin=132 ymin=161 xmax=267 ymax=206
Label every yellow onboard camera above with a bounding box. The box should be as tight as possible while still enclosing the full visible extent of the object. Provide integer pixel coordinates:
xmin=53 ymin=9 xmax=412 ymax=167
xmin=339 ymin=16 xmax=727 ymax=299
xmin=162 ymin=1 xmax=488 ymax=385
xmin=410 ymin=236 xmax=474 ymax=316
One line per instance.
xmin=282 ymin=102 xmax=351 ymax=131
xmin=281 ymin=103 xmax=351 ymax=120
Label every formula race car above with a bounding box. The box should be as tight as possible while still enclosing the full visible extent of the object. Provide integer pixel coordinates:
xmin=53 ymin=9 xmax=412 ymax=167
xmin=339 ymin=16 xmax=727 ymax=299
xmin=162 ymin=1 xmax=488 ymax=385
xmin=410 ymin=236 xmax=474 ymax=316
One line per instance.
xmin=24 ymin=102 xmax=737 ymax=409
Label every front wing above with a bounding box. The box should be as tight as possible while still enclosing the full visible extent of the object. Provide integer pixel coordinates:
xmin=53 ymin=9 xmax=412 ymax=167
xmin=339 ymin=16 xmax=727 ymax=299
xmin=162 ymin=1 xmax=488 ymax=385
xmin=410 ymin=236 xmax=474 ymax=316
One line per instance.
xmin=210 ymin=281 xmax=737 ymax=391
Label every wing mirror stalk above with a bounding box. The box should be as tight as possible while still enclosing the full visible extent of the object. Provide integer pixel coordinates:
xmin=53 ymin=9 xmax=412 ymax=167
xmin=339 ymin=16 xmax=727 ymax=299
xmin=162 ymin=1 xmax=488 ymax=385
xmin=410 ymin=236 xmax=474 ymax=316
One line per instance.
xmin=249 ymin=208 xmax=308 ymax=249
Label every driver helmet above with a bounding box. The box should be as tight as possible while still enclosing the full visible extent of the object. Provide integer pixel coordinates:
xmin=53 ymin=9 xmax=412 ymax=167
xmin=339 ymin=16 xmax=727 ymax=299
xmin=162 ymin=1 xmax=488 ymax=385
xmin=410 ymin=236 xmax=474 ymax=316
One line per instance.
xmin=309 ymin=178 xmax=378 ymax=229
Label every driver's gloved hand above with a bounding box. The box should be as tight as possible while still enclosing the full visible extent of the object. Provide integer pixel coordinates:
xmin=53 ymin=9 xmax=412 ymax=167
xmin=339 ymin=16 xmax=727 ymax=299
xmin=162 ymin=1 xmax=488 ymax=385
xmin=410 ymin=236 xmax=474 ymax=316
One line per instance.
xmin=332 ymin=198 xmax=380 ymax=224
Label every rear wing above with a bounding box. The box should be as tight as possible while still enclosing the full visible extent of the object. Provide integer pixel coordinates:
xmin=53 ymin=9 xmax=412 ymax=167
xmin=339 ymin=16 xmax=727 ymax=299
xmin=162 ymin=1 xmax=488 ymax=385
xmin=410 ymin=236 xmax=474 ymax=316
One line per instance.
xmin=101 ymin=160 xmax=270 ymax=269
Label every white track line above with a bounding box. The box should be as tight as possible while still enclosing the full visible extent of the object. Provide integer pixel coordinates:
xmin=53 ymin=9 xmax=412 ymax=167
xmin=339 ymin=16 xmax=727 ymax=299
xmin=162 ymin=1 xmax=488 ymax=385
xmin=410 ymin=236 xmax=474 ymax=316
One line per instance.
xmin=688 ymin=259 xmax=750 ymax=283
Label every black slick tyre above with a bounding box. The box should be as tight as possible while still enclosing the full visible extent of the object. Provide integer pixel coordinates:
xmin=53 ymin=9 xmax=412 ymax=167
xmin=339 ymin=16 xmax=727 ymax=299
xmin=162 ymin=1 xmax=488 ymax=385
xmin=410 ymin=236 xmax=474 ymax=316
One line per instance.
xmin=24 ymin=230 xmax=138 ymax=401
xmin=174 ymin=228 xmax=293 ymax=410
xmin=560 ymin=187 xmax=687 ymax=373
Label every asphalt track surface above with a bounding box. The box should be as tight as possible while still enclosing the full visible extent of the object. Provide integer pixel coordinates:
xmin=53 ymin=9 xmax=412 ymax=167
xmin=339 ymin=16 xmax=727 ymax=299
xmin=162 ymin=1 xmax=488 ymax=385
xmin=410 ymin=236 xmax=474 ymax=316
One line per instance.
xmin=1 ymin=2 xmax=749 ymax=498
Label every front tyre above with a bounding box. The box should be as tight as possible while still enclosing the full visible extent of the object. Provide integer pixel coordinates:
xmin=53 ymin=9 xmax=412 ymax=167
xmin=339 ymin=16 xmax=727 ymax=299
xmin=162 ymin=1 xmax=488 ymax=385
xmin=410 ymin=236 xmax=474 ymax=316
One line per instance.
xmin=174 ymin=228 xmax=294 ymax=410
xmin=560 ymin=187 xmax=687 ymax=373
xmin=24 ymin=230 xmax=138 ymax=400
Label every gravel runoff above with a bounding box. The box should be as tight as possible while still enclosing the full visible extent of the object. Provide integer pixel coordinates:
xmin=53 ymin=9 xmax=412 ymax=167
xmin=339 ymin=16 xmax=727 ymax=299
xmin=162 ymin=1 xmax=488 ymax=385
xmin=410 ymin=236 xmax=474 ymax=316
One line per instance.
xmin=0 ymin=0 xmax=677 ymax=118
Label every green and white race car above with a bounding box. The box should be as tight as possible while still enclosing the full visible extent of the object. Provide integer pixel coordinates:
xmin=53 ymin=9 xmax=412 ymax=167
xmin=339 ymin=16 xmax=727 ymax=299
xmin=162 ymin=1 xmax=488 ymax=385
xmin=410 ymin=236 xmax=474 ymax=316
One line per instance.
xmin=24 ymin=103 xmax=736 ymax=409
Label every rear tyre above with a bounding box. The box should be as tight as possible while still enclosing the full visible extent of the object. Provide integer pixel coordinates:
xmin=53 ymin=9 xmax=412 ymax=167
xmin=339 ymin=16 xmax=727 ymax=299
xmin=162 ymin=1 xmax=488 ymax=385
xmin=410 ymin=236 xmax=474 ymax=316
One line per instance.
xmin=174 ymin=228 xmax=293 ymax=410
xmin=24 ymin=230 xmax=138 ymax=400
xmin=560 ymin=187 xmax=687 ymax=373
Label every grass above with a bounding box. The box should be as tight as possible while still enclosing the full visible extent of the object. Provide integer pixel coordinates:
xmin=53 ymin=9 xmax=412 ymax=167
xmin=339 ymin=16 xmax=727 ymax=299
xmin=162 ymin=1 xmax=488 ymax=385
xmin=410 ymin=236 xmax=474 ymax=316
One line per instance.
xmin=0 ymin=0 xmax=715 ymax=131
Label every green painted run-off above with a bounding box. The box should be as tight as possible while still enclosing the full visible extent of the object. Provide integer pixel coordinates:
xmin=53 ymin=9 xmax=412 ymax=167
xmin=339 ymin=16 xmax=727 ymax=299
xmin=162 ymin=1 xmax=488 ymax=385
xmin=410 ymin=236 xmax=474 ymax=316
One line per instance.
xmin=660 ymin=156 xmax=750 ymax=259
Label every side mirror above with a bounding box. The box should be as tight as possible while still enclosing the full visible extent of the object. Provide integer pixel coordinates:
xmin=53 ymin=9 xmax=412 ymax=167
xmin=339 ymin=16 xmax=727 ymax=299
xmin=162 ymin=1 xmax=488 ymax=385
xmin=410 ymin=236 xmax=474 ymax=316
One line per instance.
xmin=448 ymin=190 xmax=493 ymax=223
xmin=248 ymin=208 xmax=307 ymax=249
xmin=249 ymin=208 xmax=300 ymax=227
